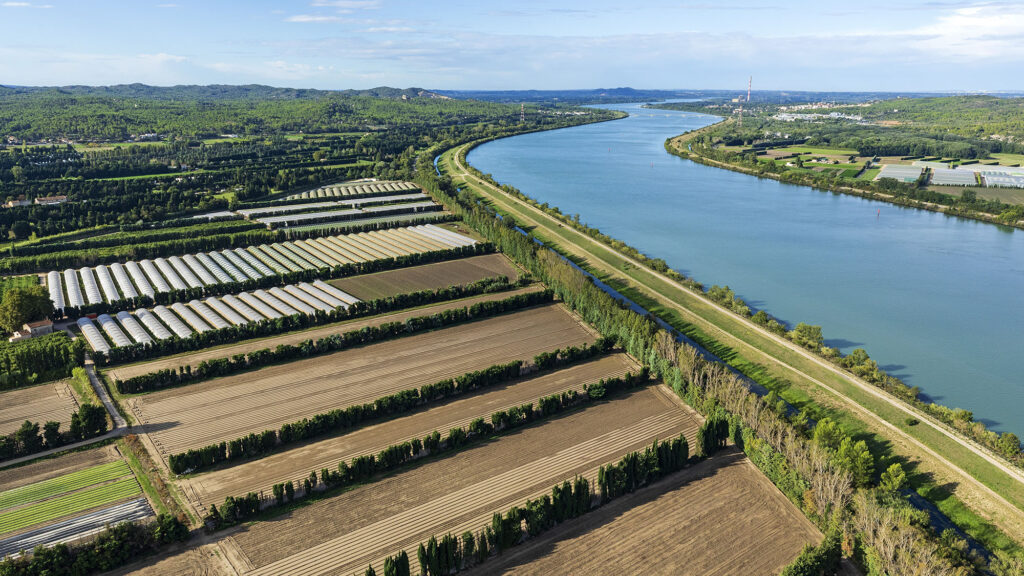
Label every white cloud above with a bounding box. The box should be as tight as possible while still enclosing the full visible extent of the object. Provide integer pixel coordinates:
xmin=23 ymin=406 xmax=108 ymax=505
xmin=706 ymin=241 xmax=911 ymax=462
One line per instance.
xmin=285 ymin=14 xmax=346 ymax=22
xmin=157 ymin=3 xmax=180 ymax=7
xmin=910 ymin=3 xmax=1024 ymax=59
xmin=2 ymin=1 xmax=52 ymax=7
xmin=365 ymin=26 xmax=414 ymax=32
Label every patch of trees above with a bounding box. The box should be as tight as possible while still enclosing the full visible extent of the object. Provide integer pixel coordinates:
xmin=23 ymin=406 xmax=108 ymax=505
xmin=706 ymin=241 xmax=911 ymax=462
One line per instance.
xmin=597 ymin=432 xmax=690 ymax=503
xmin=0 ymin=285 xmax=53 ymax=332
xmin=0 ymin=514 xmax=188 ymax=576
xmin=204 ymin=368 xmax=650 ymax=529
xmin=0 ymin=332 xmax=84 ymax=390
xmin=0 ymin=87 xmax=613 ymax=241
xmin=0 ymin=403 xmax=108 ymax=462
xmin=780 ymin=531 xmax=843 ymax=576
xmin=115 ymin=280 xmax=541 ymax=393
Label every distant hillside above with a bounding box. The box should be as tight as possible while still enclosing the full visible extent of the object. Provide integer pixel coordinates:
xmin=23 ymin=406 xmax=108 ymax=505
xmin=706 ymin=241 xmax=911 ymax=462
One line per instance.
xmin=0 ymin=84 xmax=448 ymax=101
xmin=434 ymin=88 xmax=982 ymax=105
xmin=435 ymin=88 xmax=686 ymax=104
xmin=0 ymin=85 xmax=502 ymax=141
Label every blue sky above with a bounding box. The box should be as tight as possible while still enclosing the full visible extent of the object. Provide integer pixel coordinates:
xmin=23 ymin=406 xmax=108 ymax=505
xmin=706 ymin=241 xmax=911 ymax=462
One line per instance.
xmin=1 ymin=0 xmax=1022 ymax=91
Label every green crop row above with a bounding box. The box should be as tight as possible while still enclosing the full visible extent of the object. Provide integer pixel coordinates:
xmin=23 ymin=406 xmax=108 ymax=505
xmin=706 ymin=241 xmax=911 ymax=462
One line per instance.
xmin=0 ymin=461 xmax=131 ymax=511
xmin=0 ymin=477 xmax=140 ymax=535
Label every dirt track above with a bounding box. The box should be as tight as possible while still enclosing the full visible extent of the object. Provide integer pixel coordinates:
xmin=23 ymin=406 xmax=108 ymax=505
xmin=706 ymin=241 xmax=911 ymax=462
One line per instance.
xmin=107 ymin=286 xmax=542 ymax=382
xmin=330 ymin=253 xmax=521 ymax=300
xmin=480 ymin=449 xmax=821 ymax=576
xmin=133 ymin=304 xmax=594 ymax=458
xmin=184 ymin=354 xmax=638 ymax=511
xmin=226 ymin=385 xmax=701 ymax=575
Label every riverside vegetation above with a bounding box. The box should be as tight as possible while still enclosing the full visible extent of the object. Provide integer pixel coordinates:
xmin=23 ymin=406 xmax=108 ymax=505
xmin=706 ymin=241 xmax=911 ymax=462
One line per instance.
xmin=423 ymin=134 xmax=1023 ymax=571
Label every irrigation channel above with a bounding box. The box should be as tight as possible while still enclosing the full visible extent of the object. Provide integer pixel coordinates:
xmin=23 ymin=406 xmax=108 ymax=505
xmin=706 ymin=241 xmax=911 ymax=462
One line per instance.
xmin=468 ymin=101 xmax=1024 ymax=438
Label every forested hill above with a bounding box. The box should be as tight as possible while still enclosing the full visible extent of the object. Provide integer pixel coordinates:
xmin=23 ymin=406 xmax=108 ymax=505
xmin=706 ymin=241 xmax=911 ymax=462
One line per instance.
xmin=0 ymin=84 xmax=447 ymax=101
xmin=0 ymin=85 xmax=462 ymax=141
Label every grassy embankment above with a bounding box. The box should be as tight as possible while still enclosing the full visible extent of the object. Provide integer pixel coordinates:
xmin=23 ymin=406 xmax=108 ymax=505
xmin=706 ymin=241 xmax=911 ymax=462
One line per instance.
xmin=438 ymin=140 xmax=1024 ymax=555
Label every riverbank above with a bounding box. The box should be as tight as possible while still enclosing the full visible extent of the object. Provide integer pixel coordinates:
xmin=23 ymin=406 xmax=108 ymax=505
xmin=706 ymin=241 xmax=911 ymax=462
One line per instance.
xmin=439 ymin=138 xmax=1024 ymax=554
xmin=662 ymin=116 xmax=1024 ymax=230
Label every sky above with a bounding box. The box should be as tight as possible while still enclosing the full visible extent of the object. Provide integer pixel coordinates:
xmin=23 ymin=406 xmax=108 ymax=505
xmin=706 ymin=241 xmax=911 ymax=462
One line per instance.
xmin=1 ymin=0 xmax=1023 ymax=91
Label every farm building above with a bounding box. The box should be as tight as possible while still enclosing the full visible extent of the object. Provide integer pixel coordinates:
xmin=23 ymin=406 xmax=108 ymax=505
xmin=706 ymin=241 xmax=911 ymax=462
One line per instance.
xmin=930 ymin=168 xmax=977 ymax=186
xmin=874 ymin=164 xmax=923 ymax=183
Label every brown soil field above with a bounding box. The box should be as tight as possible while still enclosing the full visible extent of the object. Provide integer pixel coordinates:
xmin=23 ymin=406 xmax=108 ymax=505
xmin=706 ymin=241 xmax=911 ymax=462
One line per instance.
xmin=226 ymin=385 xmax=703 ymax=576
xmin=0 ymin=445 xmax=118 ymax=492
xmin=0 ymin=380 xmax=79 ymax=436
xmin=109 ymin=542 xmax=230 ymax=576
xmin=183 ymin=354 xmax=638 ymax=513
xmin=479 ymin=449 xmax=821 ymax=576
xmin=329 ymin=253 xmax=521 ymax=300
xmin=107 ymin=285 xmax=542 ymax=383
xmin=132 ymin=304 xmax=595 ymax=459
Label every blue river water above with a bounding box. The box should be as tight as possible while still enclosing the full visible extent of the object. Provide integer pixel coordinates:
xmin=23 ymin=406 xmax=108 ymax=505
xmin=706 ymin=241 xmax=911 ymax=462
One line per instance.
xmin=468 ymin=102 xmax=1024 ymax=435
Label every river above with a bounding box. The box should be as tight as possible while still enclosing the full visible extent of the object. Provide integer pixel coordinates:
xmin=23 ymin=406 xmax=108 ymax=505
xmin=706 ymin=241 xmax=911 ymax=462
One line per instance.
xmin=467 ymin=102 xmax=1024 ymax=436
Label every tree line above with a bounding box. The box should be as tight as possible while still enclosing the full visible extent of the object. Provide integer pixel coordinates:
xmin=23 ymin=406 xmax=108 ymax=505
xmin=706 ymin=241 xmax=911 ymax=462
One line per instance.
xmin=0 ymin=403 xmax=107 ymax=462
xmin=116 ymin=280 xmax=542 ymax=394
xmin=0 ymin=514 xmax=188 ymax=576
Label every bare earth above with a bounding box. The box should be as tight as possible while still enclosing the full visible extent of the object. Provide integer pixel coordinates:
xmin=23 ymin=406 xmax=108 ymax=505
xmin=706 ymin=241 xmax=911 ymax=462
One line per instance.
xmin=0 ymin=445 xmax=117 ymax=493
xmin=109 ymin=542 xmax=230 ymax=576
xmin=183 ymin=354 xmax=639 ymax=513
xmin=0 ymin=380 xmax=79 ymax=436
xmin=224 ymin=385 xmax=702 ymax=575
xmin=479 ymin=449 xmax=822 ymax=576
xmin=107 ymin=285 xmax=542 ymax=382
xmin=132 ymin=304 xmax=594 ymax=458
xmin=329 ymin=253 xmax=521 ymax=300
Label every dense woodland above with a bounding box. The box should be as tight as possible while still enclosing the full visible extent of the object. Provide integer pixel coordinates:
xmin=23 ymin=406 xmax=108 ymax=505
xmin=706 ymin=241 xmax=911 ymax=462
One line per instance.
xmin=0 ymin=85 xmax=613 ymax=240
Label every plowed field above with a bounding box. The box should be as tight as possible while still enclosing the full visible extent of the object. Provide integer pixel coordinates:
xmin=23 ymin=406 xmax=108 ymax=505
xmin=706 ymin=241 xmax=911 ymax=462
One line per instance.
xmin=0 ymin=380 xmax=78 ymax=435
xmin=329 ymin=253 xmax=521 ymax=300
xmin=184 ymin=354 xmax=638 ymax=512
xmin=481 ymin=449 xmax=821 ymax=576
xmin=226 ymin=385 xmax=702 ymax=575
xmin=108 ymin=285 xmax=542 ymax=382
xmin=133 ymin=304 xmax=595 ymax=458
